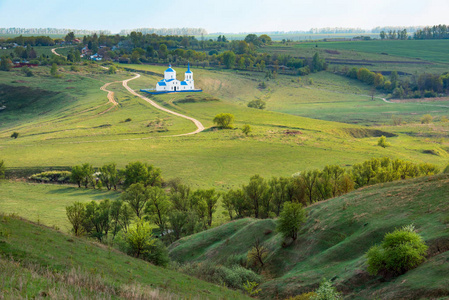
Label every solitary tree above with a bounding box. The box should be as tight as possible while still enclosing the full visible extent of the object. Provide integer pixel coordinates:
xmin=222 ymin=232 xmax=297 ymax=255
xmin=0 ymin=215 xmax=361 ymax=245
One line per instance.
xmin=276 ymin=202 xmax=307 ymax=241
xmin=10 ymin=132 xmax=19 ymax=139
xmin=247 ymin=238 xmax=269 ymax=268
xmin=213 ymin=113 xmax=235 ymax=129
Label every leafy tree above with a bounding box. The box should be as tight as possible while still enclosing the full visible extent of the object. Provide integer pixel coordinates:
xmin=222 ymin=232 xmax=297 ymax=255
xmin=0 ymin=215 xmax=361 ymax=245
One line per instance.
xmin=158 ymin=44 xmax=168 ymax=59
xmin=222 ymin=51 xmax=236 ymax=69
xmin=322 ymin=165 xmax=345 ymax=198
xmin=144 ymin=186 xmax=171 ymax=235
xmin=301 ymin=170 xmax=320 ymax=203
xmin=50 ymin=63 xmax=58 ymax=77
xmin=123 ymin=161 xmax=162 ymax=188
xmin=121 ymin=183 xmax=149 ymax=219
xmin=247 ymin=99 xmax=266 ymax=110
xmin=109 ymin=199 xmax=124 ymax=240
xmin=168 ymin=210 xmax=189 ymax=241
xmin=124 ymin=219 xmax=156 ymax=258
xmin=366 ymin=225 xmax=428 ymax=276
xmin=202 ymin=189 xmax=220 ymax=226
xmin=0 ymin=160 xmax=5 ymax=179
xmin=311 ymin=52 xmax=326 ymax=72
xmin=243 ymin=175 xmax=268 ymax=218
xmin=98 ymin=163 xmax=120 ymax=190
xmin=169 ymin=182 xmax=191 ymax=212
xmin=241 ymin=124 xmax=252 ymax=136
xmin=66 ymin=202 xmax=86 ymax=236
xmin=276 ymin=202 xmax=307 ymax=241
xmin=213 ymin=113 xmax=235 ymax=129
xmin=0 ymin=56 xmax=12 ymax=71
xmin=10 ymin=132 xmax=19 ymax=139
xmin=83 ymin=200 xmax=111 ymax=242
xmin=269 ymin=177 xmax=291 ymax=216
xmin=64 ymin=32 xmax=75 ymax=43
xmin=222 ymin=189 xmax=249 ymax=219
xmin=80 ymin=163 xmax=95 ymax=189
xmin=247 ymin=238 xmax=269 ymax=268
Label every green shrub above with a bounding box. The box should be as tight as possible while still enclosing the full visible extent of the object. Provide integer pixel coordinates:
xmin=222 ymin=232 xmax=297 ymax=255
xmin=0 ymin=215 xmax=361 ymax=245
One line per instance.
xmin=377 ymin=135 xmax=390 ymax=148
xmin=421 ymin=114 xmax=433 ymax=124
xmin=10 ymin=132 xmax=19 ymax=139
xmin=141 ymin=239 xmax=170 ymax=267
xmin=311 ymin=279 xmax=341 ymax=300
xmin=174 ymin=262 xmax=261 ymax=290
xmin=366 ymin=225 xmax=428 ymax=276
xmin=241 ymin=124 xmax=252 ymax=136
xmin=247 ymin=99 xmax=266 ymax=110
xmin=29 ymin=171 xmax=72 ymax=183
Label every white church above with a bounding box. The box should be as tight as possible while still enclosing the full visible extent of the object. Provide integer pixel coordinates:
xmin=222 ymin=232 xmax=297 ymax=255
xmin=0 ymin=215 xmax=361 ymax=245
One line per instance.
xmin=155 ymin=63 xmax=196 ymax=92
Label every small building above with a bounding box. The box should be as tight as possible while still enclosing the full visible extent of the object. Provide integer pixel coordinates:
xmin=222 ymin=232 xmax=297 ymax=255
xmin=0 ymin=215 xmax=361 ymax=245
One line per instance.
xmin=156 ymin=64 xmax=195 ymax=92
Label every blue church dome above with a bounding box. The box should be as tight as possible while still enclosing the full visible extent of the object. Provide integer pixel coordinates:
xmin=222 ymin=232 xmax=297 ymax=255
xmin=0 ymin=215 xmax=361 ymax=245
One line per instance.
xmin=165 ymin=64 xmax=175 ymax=72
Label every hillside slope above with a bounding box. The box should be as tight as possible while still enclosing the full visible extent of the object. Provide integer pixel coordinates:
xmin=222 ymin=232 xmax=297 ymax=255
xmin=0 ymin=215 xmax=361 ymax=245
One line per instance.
xmin=0 ymin=215 xmax=249 ymax=299
xmin=169 ymin=174 xmax=449 ymax=299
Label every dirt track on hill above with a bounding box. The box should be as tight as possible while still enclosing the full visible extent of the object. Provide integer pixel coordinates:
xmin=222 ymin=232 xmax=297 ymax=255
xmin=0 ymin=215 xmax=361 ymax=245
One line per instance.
xmin=122 ymin=73 xmax=205 ymax=136
xmin=51 ymin=47 xmax=204 ymax=136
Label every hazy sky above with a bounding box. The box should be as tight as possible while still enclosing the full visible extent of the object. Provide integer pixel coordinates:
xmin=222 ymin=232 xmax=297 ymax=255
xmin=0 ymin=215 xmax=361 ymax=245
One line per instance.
xmin=1 ymin=0 xmax=448 ymax=33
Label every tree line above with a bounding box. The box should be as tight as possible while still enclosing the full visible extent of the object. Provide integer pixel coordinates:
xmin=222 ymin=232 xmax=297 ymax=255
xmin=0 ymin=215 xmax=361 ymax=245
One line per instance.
xmin=222 ymin=157 xmax=440 ymax=220
xmin=342 ymin=66 xmax=449 ymax=99
xmin=413 ymin=24 xmax=449 ymax=40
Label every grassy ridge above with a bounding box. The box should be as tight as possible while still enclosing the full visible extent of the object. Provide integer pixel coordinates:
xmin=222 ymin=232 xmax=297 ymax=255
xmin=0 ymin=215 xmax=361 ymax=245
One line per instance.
xmin=0 ymin=214 xmax=249 ymax=299
xmin=169 ymin=174 xmax=449 ymax=299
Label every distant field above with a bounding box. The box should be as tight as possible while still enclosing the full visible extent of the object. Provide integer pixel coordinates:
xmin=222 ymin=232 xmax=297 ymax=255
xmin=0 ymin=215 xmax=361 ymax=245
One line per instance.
xmin=204 ymin=33 xmax=379 ymax=41
xmin=294 ymin=39 xmax=449 ymax=64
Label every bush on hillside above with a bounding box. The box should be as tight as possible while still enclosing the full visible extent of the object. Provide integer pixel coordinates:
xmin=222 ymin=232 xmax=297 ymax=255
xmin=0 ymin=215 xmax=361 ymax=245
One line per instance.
xmin=366 ymin=224 xmax=428 ymax=276
xmin=213 ymin=113 xmax=235 ymax=129
xmin=30 ymin=171 xmax=72 ymax=183
xmin=247 ymin=99 xmax=266 ymax=110
xmin=311 ymin=279 xmax=341 ymax=300
xmin=173 ymin=262 xmax=261 ymax=290
xmin=377 ymin=135 xmax=390 ymax=148
xmin=421 ymin=114 xmax=433 ymax=124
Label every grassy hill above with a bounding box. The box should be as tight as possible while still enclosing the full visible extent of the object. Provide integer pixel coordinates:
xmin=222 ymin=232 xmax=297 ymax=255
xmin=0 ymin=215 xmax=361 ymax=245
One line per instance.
xmin=169 ymin=174 xmax=449 ymax=299
xmin=0 ymin=213 xmax=249 ymax=299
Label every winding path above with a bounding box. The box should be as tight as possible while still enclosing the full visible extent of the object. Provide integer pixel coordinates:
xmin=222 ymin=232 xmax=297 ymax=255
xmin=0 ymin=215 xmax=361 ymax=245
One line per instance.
xmin=122 ymin=73 xmax=205 ymax=136
xmin=51 ymin=47 xmax=205 ymax=136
